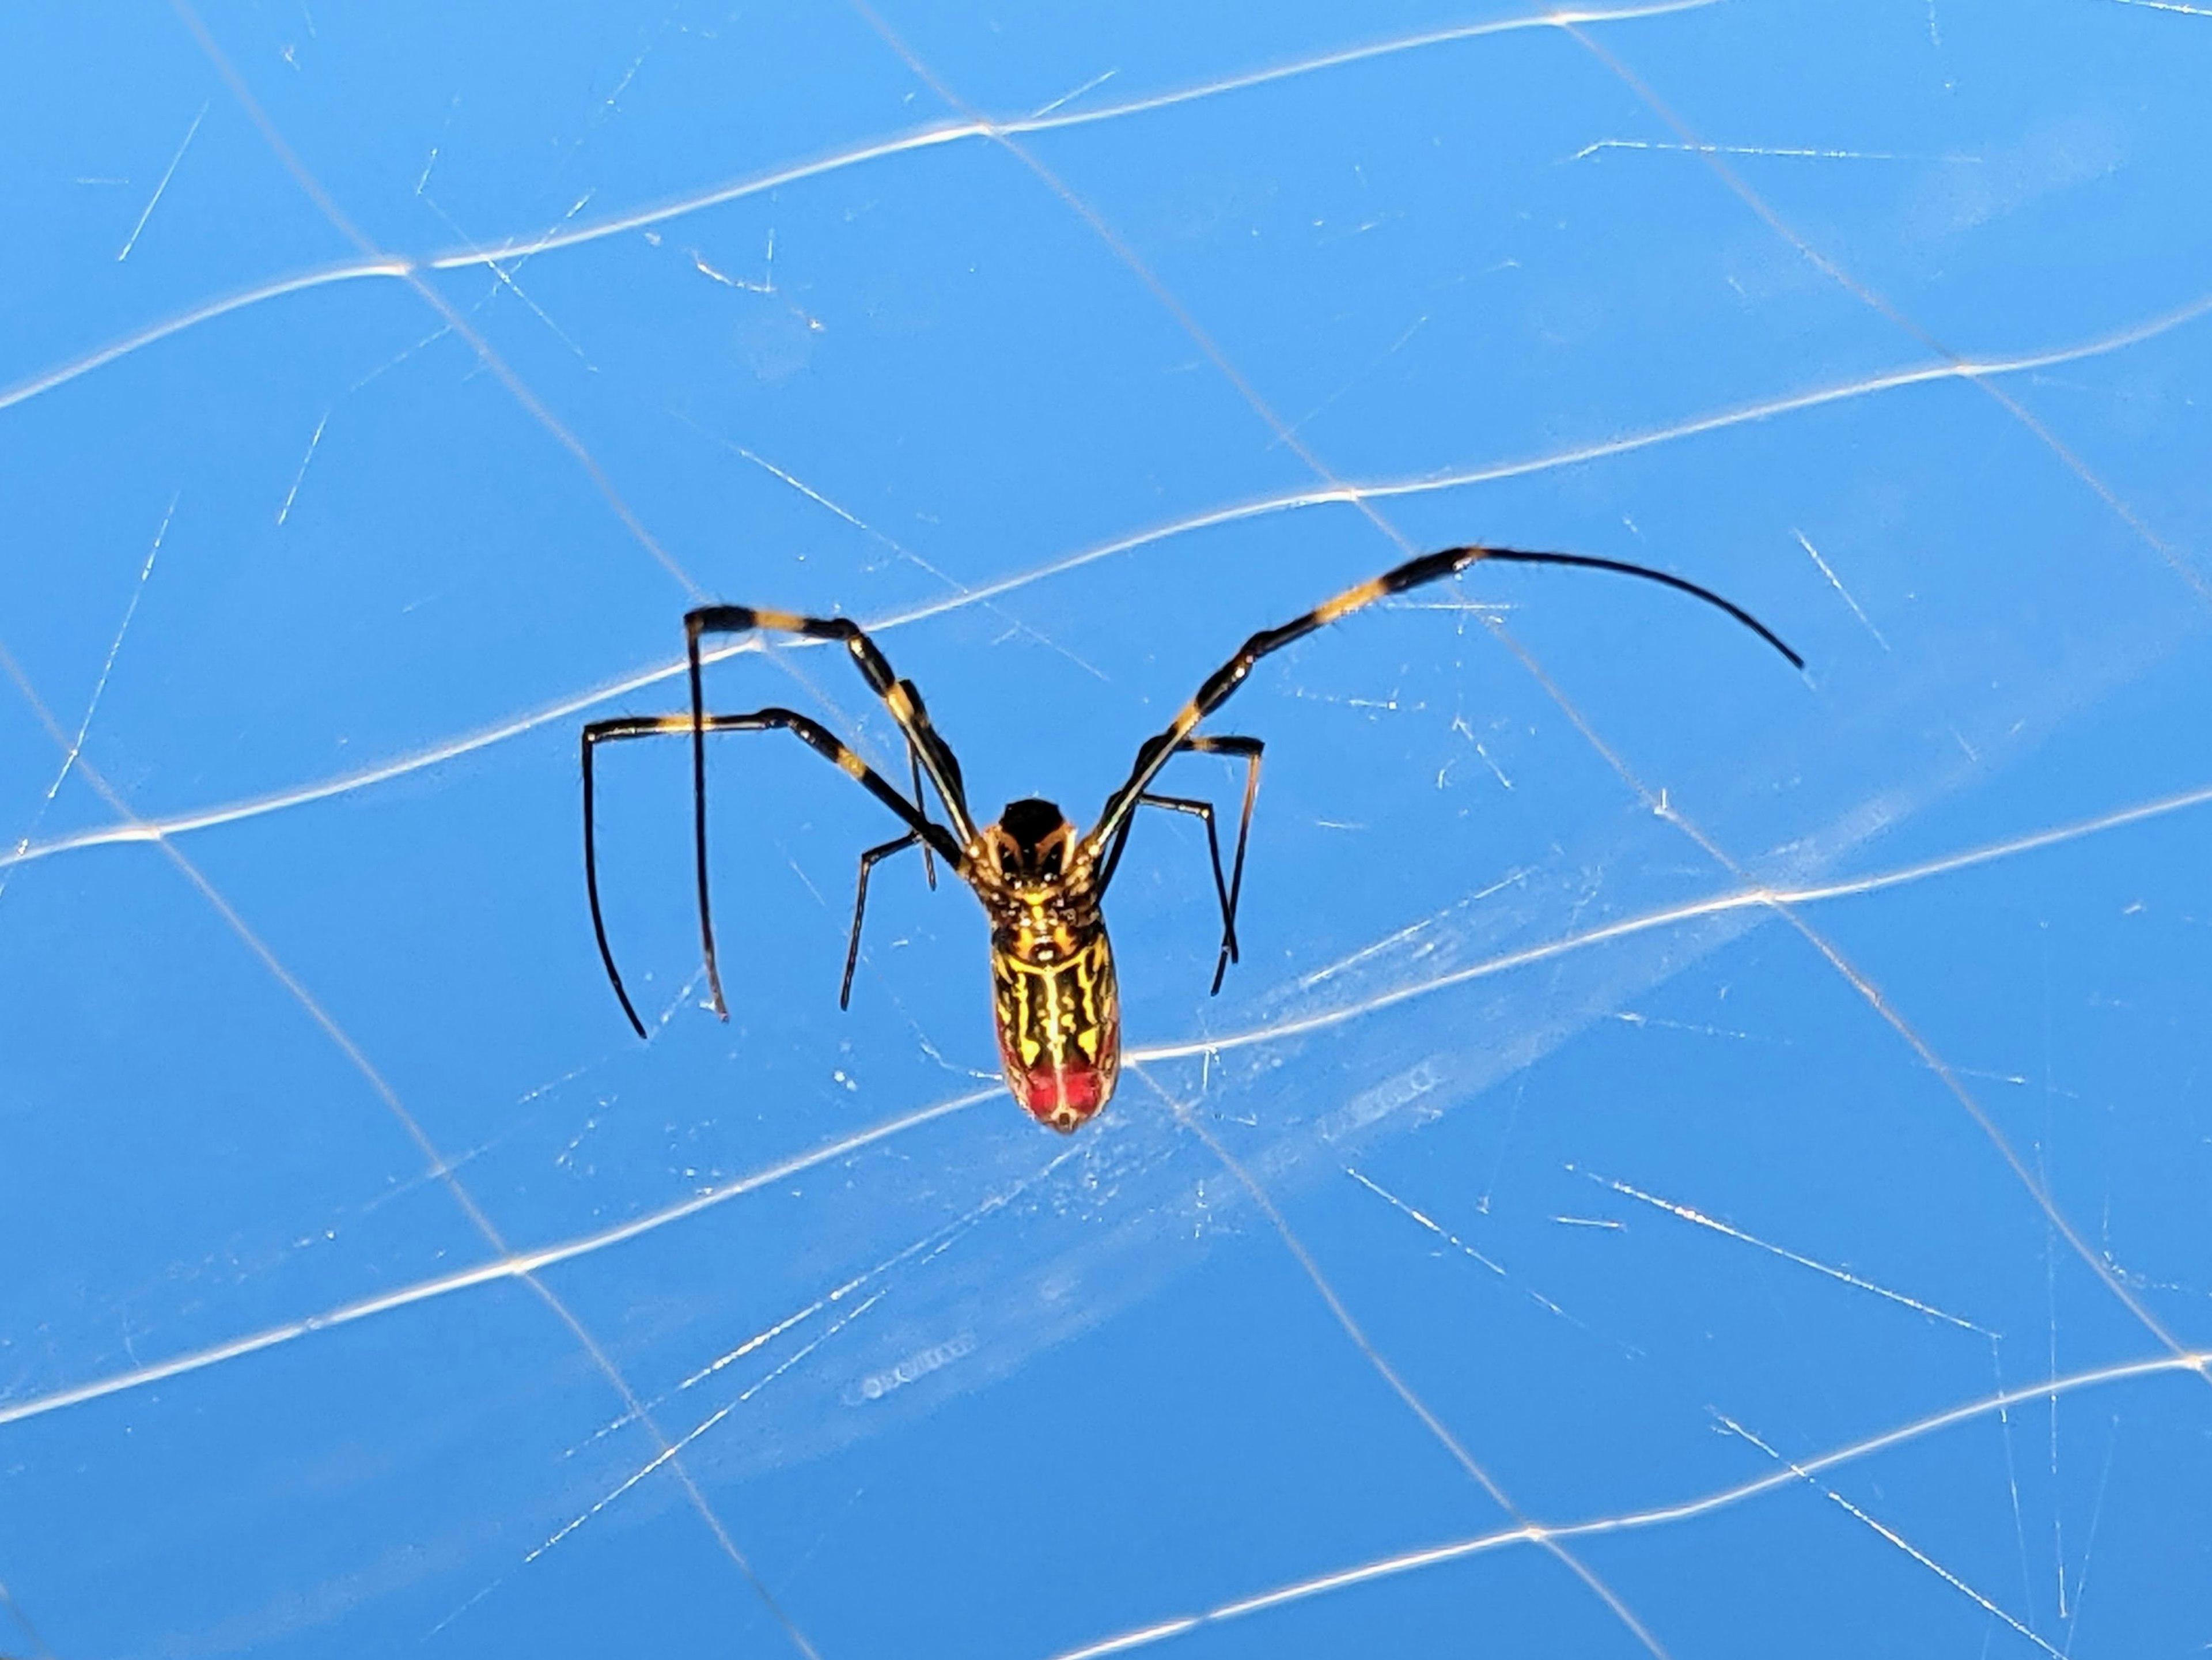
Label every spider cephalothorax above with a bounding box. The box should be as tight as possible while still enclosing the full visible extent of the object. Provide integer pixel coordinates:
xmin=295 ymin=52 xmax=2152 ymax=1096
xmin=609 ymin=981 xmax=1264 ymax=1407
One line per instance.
xmin=983 ymin=797 xmax=1082 ymax=887
xmin=584 ymin=546 xmax=1801 ymax=1131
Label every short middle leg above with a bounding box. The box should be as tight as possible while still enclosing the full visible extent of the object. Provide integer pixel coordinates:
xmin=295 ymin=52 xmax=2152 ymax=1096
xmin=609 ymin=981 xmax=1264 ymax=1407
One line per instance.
xmin=1096 ymin=732 xmax=1264 ymax=995
xmin=841 ymin=830 xmax=925 ymax=1009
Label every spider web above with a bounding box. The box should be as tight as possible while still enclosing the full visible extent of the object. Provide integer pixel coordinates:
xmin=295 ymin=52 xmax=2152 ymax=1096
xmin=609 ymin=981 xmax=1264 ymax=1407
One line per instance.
xmin=3 ymin=1 xmax=2210 ymax=1654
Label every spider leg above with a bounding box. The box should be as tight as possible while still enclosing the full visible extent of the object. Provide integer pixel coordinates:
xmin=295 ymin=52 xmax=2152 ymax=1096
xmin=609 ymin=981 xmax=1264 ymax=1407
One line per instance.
xmin=1084 ymin=543 xmax=1800 ymax=854
xmin=584 ymin=709 xmax=963 ymax=1038
xmin=1183 ymin=735 xmax=1263 ymax=993
xmin=842 ymin=831 xmax=923 ymax=1009
xmin=1132 ymin=793 xmax=1233 ymax=968
xmin=907 ymin=742 xmax=937 ymax=890
xmin=685 ymin=605 xmax=975 ymax=844
xmin=1094 ymin=733 xmax=1265 ymax=996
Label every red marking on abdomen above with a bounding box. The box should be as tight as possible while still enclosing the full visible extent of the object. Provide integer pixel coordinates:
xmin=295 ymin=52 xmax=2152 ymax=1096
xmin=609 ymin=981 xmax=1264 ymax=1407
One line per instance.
xmin=1020 ymin=1062 xmax=1105 ymax=1118
xmin=998 ymin=1019 xmax=1119 ymax=1133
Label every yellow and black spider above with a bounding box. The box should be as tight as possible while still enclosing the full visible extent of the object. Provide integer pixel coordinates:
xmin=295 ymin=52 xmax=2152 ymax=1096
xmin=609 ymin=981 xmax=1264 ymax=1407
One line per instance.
xmin=583 ymin=543 xmax=1801 ymax=1132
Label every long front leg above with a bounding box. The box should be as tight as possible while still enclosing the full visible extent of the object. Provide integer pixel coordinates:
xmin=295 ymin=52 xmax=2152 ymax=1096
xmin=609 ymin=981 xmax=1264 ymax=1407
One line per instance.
xmin=1084 ymin=543 xmax=1801 ymax=855
xmin=686 ymin=605 xmax=975 ymax=846
xmin=584 ymin=708 xmax=963 ymax=1038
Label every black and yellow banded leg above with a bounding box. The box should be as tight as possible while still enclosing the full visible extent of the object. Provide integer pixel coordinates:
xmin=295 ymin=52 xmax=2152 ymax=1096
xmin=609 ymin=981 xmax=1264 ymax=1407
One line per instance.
xmin=840 ymin=830 xmax=924 ymax=1010
xmin=583 ymin=709 xmax=963 ymax=1038
xmin=1088 ymin=544 xmax=1801 ymax=849
xmin=1097 ymin=733 xmax=1264 ymax=995
xmin=685 ymin=604 xmax=974 ymax=845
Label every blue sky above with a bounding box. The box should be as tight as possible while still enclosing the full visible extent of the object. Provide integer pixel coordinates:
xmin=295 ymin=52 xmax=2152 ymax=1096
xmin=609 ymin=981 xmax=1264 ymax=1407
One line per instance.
xmin=2 ymin=2 xmax=2210 ymax=1655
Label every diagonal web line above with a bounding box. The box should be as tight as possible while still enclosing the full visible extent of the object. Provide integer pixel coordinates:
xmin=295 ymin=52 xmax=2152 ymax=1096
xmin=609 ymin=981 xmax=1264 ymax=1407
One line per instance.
xmin=1565 ymin=22 xmax=2210 ymax=609
xmin=850 ymin=8 xmax=1680 ymax=1650
xmin=1585 ymin=1170 xmax=1994 ymax=1334
xmin=1130 ymin=1066 xmax=1678 ymax=1660
xmin=1714 ymin=1413 xmax=2062 ymax=1657
xmin=6 ymin=766 xmax=2211 ymax=1438
xmin=1132 ymin=770 xmax=2212 ymax=1057
xmin=850 ymin=20 xmax=1749 ymax=1653
xmin=1547 ymin=22 xmax=2210 ymax=1378
xmin=0 ymin=493 xmax=175 ymax=910
xmin=116 ymin=101 xmax=209 ymax=263
xmin=144 ymin=14 xmax=833 ymax=1645
xmin=6 ymin=284 xmax=2211 ymax=882
xmin=502 ymin=1137 xmax=1082 ymax=1591
xmin=4 ymin=13 xmax=2176 ymax=1655
xmin=0 ymin=1574 xmax=54 ymax=1660
xmin=4 ymin=42 xmax=2194 ymax=1655
xmin=847 ymin=14 xmax=2210 ymax=1637
xmin=847 ymin=0 xmax=1428 ymax=570
xmin=0 ymin=0 xmax=1718 ymax=422
xmin=0 ymin=644 xmax=817 ymax=1655
xmin=163 ymin=1 xmax=702 ymax=602
xmin=867 ymin=0 xmax=2212 ymax=1438
xmin=1044 ymin=1348 xmax=2211 ymax=1659
xmin=0 ymin=1088 xmax=997 ymax=1434
xmin=1504 ymin=630 xmax=2202 ymax=1372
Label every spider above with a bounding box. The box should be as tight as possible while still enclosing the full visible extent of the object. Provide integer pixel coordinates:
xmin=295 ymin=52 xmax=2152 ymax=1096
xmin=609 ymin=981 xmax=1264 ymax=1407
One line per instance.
xmin=583 ymin=542 xmax=1801 ymax=1132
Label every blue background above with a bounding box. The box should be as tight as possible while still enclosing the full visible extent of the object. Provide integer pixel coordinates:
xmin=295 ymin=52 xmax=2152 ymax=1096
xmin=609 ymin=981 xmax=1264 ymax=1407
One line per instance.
xmin=3 ymin=2 xmax=2210 ymax=1655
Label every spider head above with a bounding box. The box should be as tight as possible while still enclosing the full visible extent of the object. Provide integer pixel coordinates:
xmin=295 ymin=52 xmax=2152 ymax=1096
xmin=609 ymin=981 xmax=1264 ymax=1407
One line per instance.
xmin=985 ymin=797 xmax=1078 ymax=887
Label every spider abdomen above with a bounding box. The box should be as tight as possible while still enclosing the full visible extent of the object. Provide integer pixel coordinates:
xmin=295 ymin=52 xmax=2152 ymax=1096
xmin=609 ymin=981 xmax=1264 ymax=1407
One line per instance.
xmin=989 ymin=911 xmax=1120 ymax=1132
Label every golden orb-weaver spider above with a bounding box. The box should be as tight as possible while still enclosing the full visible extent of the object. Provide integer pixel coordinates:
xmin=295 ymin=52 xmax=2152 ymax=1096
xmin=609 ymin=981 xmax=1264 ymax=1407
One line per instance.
xmin=583 ymin=543 xmax=1801 ymax=1132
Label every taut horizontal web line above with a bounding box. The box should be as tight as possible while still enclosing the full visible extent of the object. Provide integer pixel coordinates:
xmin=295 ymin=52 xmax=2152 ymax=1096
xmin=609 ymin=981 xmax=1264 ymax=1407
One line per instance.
xmin=0 ymin=0 xmax=1716 ymax=419
xmin=6 ymin=288 xmax=2208 ymax=875
xmin=6 ymin=770 xmax=2208 ymax=1433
